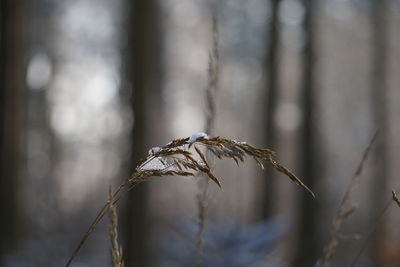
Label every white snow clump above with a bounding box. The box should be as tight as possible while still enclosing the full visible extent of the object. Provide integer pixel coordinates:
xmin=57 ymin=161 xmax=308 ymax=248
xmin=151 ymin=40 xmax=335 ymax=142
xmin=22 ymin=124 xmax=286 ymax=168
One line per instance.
xmin=148 ymin=146 xmax=161 ymax=155
xmin=188 ymin=132 xmax=209 ymax=143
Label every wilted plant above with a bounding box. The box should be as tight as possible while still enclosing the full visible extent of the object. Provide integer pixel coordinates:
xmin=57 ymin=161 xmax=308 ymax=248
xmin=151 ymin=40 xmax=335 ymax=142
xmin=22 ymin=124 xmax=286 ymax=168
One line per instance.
xmin=65 ymin=133 xmax=314 ymax=267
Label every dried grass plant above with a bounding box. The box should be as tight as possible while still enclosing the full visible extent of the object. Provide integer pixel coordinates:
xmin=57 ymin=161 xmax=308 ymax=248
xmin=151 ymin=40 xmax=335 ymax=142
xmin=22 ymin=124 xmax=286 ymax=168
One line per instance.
xmin=108 ymin=187 xmax=124 ymax=267
xmin=65 ymin=134 xmax=314 ymax=267
xmin=318 ymin=130 xmax=400 ymax=267
xmin=319 ymin=130 xmax=378 ymax=267
xmin=195 ymin=13 xmax=220 ymax=267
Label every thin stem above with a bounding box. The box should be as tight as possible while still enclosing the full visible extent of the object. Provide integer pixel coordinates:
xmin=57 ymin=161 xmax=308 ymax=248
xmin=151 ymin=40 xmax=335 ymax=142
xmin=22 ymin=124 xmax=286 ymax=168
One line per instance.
xmin=350 ymin=186 xmax=400 ymax=267
xmin=195 ymin=13 xmax=219 ymax=267
xmin=65 ymin=180 xmax=140 ymax=267
xmin=319 ymin=130 xmax=378 ymax=267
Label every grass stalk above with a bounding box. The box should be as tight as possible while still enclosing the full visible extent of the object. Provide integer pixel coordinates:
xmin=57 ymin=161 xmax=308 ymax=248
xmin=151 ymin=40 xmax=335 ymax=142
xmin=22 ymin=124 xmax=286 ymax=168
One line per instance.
xmin=319 ymin=130 xmax=378 ymax=267
xmin=350 ymin=185 xmax=400 ymax=266
xmin=108 ymin=187 xmax=124 ymax=267
xmin=65 ymin=135 xmax=313 ymax=267
xmin=195 ymin=14 xmax=219 ymax=267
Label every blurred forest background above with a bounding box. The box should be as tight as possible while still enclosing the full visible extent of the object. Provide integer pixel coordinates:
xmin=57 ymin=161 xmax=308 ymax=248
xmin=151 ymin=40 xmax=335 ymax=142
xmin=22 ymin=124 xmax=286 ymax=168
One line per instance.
xmin=1 ymin=0 xmax=400 ymax=266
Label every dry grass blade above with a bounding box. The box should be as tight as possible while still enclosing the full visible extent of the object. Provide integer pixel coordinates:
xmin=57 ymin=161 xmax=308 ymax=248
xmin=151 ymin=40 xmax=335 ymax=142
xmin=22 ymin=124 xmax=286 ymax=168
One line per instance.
xmin=108 ymin=187 xmax=124 ymax=267
xmin=266 ymin=157 xmax=315 ymax=198
xmin=319 ymin=130 xmax=378 ymax=267
xmin=65 ymin=134 xmax=312 ymax=267
xmin=194 ymin=146 xmax=210 ymax=169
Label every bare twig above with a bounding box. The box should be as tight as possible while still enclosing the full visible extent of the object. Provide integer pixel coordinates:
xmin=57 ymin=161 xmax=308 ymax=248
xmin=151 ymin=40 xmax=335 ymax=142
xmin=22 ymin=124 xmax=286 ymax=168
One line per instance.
xmin=320 ymin=130 xmax=378 ymax=267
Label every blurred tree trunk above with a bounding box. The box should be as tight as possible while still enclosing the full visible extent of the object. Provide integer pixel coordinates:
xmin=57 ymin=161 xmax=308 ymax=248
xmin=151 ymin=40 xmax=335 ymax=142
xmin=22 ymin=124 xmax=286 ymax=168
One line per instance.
xmin=369 ymin=0 xmax=389 ymax=262
xmin=123 ymin=0 xmax=163 ymax=266
xmin=293 ymin=0 xmax=320 ymax=266
xmin=0 ymin=0 xmax=27 ymax=258
xmin=262 ymin=0 xmax=281 ymax=219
